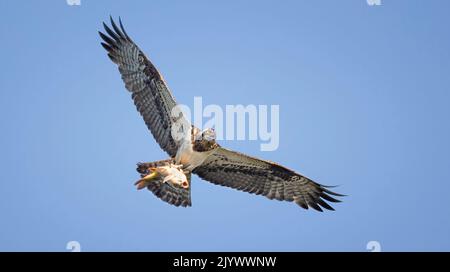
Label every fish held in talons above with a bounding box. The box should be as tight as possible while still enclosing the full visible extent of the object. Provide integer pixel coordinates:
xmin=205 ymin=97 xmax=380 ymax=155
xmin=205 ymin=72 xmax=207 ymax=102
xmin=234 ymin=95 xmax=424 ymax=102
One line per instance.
xmin=134 ymin=169 xmax=159 ymax=190
xmin=134 ymin=165 xmax=189 ymax=190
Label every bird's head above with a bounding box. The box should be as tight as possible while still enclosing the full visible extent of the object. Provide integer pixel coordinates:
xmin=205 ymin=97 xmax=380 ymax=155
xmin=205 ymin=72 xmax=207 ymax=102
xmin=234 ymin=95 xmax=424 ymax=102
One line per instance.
xmin=201 ymin=128 xmax=216 ymax=142
xmin=193 ymin=128 xmax=218 ymax=152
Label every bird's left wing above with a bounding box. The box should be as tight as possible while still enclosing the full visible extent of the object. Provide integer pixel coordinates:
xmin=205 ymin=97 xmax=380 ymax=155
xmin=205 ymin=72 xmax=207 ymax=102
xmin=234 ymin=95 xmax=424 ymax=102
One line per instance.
xmin=193 ymin=147 xmax=343 ymax=211
xmin=99 ymin=17 xmax=189 ymax=157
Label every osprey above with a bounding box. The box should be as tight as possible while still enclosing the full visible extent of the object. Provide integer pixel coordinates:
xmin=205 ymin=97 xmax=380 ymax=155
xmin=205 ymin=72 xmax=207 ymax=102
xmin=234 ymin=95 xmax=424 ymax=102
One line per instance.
xmin=99 ymin=17 xmax=343 ymax=211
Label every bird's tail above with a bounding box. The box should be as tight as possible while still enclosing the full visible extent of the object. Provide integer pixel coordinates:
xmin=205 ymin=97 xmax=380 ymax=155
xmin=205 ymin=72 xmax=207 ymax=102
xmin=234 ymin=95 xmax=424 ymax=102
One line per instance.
xmin=135 ymin=160 xmax=192 ymax=207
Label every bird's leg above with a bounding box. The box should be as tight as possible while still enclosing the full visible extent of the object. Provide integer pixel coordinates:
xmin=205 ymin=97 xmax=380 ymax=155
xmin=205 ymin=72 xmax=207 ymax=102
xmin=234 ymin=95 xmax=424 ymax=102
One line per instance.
xmin=134 ymin=167 xmax=160 ymax=190
xmin=136 ymin=159 xmax=174 ymax=177
xmin=136 ymin=163 xmax=152 ymax=177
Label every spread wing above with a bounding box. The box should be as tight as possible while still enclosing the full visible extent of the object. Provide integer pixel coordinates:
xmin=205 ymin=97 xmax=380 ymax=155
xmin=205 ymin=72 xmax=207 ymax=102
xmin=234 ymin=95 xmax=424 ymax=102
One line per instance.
xmin=99 ymin=17 xmax=188 ymax=157
xmin=193 ymin=147 xmax=343 ymax=211
xmin=137 ymin=161 xmax=192 ymax=207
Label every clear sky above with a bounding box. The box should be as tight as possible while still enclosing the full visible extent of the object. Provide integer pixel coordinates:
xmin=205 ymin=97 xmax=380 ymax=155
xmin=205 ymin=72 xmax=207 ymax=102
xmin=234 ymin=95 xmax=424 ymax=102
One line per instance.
xmin=1 ymin=0 xmax=450 ymax=251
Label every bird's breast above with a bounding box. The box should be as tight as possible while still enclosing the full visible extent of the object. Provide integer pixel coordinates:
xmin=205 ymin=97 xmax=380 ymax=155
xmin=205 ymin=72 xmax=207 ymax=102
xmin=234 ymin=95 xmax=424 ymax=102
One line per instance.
xmin=176 ymin=140 xmax=212 ymax=171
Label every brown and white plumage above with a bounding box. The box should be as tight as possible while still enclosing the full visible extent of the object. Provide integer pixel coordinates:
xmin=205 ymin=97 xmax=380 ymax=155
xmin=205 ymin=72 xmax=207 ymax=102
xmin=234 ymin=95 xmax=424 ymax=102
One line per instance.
xmin=99 ymin=17 xmax=344 ymax=211
xmin=136 ymin=160 xmax=192 ymax=207
xmin=99 ymin=17 xmax=187 ymax=158
xmin=193 ymin=147 xmax=342 ymax=211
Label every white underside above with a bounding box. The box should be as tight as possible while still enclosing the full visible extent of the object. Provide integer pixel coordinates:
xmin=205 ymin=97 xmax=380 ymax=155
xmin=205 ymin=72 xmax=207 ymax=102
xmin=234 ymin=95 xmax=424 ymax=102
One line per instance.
xmin=175 ymin=139 xmax=213 ymax=171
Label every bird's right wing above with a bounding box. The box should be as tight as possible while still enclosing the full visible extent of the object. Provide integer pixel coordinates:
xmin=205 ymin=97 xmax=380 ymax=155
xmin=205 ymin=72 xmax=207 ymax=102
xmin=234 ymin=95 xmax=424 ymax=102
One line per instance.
xmin=193 ymin=147 xmax=343 ymax=211
xmin=99 ymin=17 xmax=189 ymax=157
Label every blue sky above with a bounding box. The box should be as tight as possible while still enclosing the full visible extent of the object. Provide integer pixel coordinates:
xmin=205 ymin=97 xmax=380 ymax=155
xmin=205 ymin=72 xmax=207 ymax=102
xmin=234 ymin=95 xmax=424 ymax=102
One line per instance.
xmin=1 ymin=0 xmax=450 ymax=251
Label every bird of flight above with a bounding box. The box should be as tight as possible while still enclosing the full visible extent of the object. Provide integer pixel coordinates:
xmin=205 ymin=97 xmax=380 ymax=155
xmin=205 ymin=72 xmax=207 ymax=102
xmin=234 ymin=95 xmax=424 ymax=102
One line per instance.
xmin=99 ymin=17 xmax=343 ymax=211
